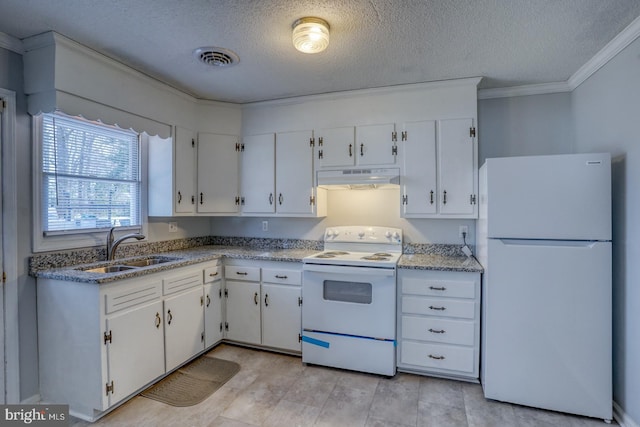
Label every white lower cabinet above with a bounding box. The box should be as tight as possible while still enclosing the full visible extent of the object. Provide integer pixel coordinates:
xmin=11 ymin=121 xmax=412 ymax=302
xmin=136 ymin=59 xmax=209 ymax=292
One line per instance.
xmin=397 ymin=269 xmax=481 ymax=380
xmin=204 ymin=264 xmax=224 ymax=348
xmin=224 ymin=261 xmax=302 ymax=353
xmin=37 ymin=260 xmax=219 ymax=422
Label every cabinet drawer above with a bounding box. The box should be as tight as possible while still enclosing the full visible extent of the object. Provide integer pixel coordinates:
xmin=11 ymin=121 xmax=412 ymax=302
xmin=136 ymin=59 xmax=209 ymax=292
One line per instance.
xmin=225 ymin=266 xmax=260 ymax=282
xmin=262 ymin=268 xmax=301 ymax=285
xmin=402 ymin=277 xmax=475 ymax=299
xmin=163 ymin=271 xmax=203 ymax=295
xmin=105 ymin=281 xmax=162 ymax=314
xmin=402 ymin=296 xmax=475 ymax=319
xmin=401 ymin=341 xmax=475 ymax=373
xmin=204 ymin=265 xmax=222 ymax=283
xmin=402 ymin=316 xmax=474 ymax=346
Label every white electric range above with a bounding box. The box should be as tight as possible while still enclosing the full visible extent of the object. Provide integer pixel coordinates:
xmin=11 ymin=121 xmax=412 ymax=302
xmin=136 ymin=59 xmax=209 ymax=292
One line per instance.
xmin=301 ymin=226 xmax=402 ymax=376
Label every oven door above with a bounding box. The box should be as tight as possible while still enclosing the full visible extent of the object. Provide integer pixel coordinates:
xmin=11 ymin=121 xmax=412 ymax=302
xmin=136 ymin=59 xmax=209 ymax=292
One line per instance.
xmin=302 ymin=264 xmax=396 ymax=339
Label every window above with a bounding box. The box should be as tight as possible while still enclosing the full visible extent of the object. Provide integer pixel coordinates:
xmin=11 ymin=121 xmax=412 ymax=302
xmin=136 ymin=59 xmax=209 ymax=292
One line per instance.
xmin=40 ymin=113 xmax=141 ymax=234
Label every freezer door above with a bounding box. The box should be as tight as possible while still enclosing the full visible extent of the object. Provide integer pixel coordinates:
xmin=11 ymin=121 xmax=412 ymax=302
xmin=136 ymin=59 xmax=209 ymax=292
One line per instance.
xmin=485 ymin=153 xmax=611 ymax=240
xmin=482 ymin=238 xmax=612 ymax=420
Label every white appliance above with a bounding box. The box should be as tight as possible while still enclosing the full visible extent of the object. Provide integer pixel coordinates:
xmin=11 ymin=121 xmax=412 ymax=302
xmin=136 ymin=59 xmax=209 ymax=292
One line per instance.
xmin=302 ymin=226 xmax=402 ymax=376
xmin=477 ymin=153 xmax=612 ymax=421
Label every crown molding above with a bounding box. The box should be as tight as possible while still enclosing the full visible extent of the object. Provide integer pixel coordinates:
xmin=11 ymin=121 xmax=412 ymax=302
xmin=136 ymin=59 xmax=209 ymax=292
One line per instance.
xmin=478 ymin=82 xmax=571 ymax=100
xmin=569 ymin=14 xmax=640 ymax=90
xmin=0 ymin=32 xmax=23 ymax=54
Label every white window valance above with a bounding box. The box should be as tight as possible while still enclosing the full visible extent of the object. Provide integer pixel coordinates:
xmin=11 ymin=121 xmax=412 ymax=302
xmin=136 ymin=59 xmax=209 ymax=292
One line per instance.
xmin=27 ymin=90 xmax=172 ymax=139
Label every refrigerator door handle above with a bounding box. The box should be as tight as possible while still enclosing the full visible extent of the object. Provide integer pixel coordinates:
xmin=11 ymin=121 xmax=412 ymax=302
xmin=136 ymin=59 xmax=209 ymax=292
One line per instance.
xmin=497 ymin=239 xmax=605 ymax=248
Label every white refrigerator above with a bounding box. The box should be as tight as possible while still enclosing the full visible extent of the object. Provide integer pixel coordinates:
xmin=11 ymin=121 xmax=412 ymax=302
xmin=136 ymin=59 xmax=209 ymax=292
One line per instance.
xmin=477 ymin=153 xmax=612 ymax=421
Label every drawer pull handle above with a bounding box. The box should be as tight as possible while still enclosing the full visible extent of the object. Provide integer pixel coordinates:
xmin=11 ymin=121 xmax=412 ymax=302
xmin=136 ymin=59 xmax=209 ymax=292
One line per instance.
xmin=428 ymin=328 xmax=446 ymax=334
xmin=429 ymin=306 xmax=446 ymax=311
xmin=167 ymin=309 xmax=173 ymax=325
xmin=428 ymin=354 xmax=445 ymax=360
xmin=155 ymin=312 xmax=161 ymax=329
xmin=209 ymin=271 xmax=219 ymax=277
xmin=254 ymin=292 xmax=259 ymax=305
xmin=429 ymin=286 xmax=446 ymax=291
xmin=275 ymin=275 xmax=288 ymax=279
xmin=236 ymin=271 xmax=248 ymax=276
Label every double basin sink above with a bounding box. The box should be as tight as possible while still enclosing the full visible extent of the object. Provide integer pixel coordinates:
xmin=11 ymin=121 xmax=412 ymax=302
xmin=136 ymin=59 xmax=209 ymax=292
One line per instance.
xmin=78 ymin=256 xmax=181 ymax=274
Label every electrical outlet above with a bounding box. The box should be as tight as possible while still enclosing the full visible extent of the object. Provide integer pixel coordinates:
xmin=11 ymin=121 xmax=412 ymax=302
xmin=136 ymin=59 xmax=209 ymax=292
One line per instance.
xmin=262 ymin=221 xmax=268 ymax=231
xmin=169 ymin=222 xmax=178 ymax=233
xmin=459 ymin=225 xmax=468 ymax=239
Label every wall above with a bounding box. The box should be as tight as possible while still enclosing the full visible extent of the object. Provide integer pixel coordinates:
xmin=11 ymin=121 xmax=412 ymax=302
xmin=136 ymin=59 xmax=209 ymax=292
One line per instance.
xmin=477 ymin=92 xmax=574 ymax=164
xmin=572 ymin=35 xmax=640 ymax=425
xmin=0 ymin=46 xmax=39 ymax=401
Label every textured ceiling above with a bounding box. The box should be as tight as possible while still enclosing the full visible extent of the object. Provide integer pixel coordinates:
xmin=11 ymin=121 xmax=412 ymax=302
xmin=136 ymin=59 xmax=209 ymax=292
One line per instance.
xmin=1 ymin=1 xmax=640 ymax=103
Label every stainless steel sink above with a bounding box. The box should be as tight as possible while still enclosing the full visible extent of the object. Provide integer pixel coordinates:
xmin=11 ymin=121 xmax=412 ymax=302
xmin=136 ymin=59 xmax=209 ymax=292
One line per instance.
xmin=84 ymin=265 xmax=137 ymax=273
xmin=121 ymin=256 xmax=179 ymax=267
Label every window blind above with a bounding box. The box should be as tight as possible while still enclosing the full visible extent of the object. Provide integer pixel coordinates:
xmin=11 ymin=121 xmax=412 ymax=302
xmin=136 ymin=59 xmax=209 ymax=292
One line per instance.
xmin=42 ymin=113 xmax=141 ymax=233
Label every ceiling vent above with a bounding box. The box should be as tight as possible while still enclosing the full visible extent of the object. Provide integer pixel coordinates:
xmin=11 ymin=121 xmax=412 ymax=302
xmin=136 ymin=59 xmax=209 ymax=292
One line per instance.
xmin=193 ymin=47 xmax=239 ymax=67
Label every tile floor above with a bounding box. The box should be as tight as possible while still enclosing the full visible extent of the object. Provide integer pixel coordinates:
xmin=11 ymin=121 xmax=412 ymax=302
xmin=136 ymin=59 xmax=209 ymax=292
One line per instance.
xmin=71 ymin=344 xmax=616 ymax=427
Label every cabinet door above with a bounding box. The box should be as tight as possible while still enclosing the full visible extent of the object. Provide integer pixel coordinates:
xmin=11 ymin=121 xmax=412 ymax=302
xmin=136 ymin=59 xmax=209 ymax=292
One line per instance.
xmin=197 ymin=133 xmax=239 ymax=214
xmin=355 ymin=123 xmax=397 ymax=166
xmin=106 ymin=300 xmax=165 ymax=405
xmin=204 ymin=281 xmax=223 ymax=348
xmin=262 ymin=283 xmax=302 ymax=352
xmin=275 ymin=130 xmax=315 ymax=215
xmin=164 ymin=287 xmax=205 ymax=371
xmin=438 ymin=119 xmax=476 ymax=216
xmin=316 ymin=126 xmax=355 ymax=168
xmin=225 ymin=280 xmax=261 ymax=345
xmin=175 ymin=127 xmax=197 ymax=213
xmin=401 ymin=120 xmax=437 ymax=216
xmin=241 ymin=134 xmax=276 ymax=214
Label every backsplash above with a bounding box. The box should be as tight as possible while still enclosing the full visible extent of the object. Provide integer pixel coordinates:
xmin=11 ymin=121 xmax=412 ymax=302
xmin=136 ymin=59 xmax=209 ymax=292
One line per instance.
xmin=29 ymin=236 xmax=468 ymax=275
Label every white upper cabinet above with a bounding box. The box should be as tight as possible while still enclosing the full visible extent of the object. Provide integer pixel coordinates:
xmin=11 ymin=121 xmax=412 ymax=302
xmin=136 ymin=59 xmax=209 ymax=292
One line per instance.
xmin=401 ymin=118 xmax=477 ymax=218
xmin=401 ymin=120 xmax=437 ymax=216
xmin=197 ymin=133 xmax=240 ymax=215
xmin=148 ymin=126 xmax=197 ymax=216
xmin=316 ymin=124 xmax=397 ymax=168
xmin=438 ymin=118 xmax=476 ymax=216
xmin=240 ymin=133 xmax=276 ymax=214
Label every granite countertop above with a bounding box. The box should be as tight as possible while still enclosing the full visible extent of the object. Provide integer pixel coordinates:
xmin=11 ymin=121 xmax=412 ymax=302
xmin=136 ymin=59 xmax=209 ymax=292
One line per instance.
xmin=398 ymin=253 xmax=483 ymax=273
xmin=33 ymin=242 xmax=483 ymax=284
xmin=34 ymin=245 xmax=321 ymax=284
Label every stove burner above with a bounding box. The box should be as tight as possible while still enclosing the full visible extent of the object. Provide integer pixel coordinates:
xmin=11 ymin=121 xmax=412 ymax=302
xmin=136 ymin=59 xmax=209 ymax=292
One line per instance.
xmin=373 ymin=252 xmax=392 ymax=257
xmin=314 ymin=251 xmax=350 ymax=259
xmin=362 ymin=255 xmax=390 ymax=261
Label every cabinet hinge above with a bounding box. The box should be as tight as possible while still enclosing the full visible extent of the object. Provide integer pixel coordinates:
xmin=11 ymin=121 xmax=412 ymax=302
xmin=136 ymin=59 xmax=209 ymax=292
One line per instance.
xmin=235 ymin=196 xmax=240 ymax=206
xmin=220 ymin=322 xmax=223 ymax=332
xmin=309 ymin=137 xmax=314 ymax=148
xmin=401 ymin=131 xmax=407 ymax=141
xmin=470 ymin=127 xmax=476 ymax=138
xmin=104 ymin=330 xmax=112 ymax=345
xmin=241 ymin=196 xmax=245 ymax=206
xmin=391 ymin=145 xmax=398 ymax=156
xmin=2 ymin=271 xmax=6 ymax=284
xmin=235 ymin=142 xmax=240 ymax=152
xmin=470 ymin=194 xmax=477 ymax=205
xmin=402 ymin=195 xmax=408 ymax=205
xmin=224 ymin=288 xmax=228 ymax=298
xmin=310 ymin=196 xmax=315 ymax=206
xmin=318 ymin=149 xmax=323 ymax=160
xmin=225 ymin=322 xmax=229 ymax=331
xmin=105 ymin=381 xmax=114 ymax=396
xmin=298 ymin=333 xmax=302 ymax=343
xmin=191 ymin=138 xmax=195 ymax=148
xmin=298 ymin=296 xmax=303 ymax=306
xmin=201 ymin=331 xmax=205 ymax=342
xmin=318 ymin=137 xmax=323 ymax=146
xmin=241 ymin=143 xmax=245 ymax=152
xmin=0 ymin=99 xmax=5 ymax=113
xmin=392 ymin=131 xmax=397 ymax=142
xmin=219 ymin=288 xmax=222 ymax=298
xmin=200 ymin=296 xmax=204 ymax=306
xmin=191 ymin=195 xmax=195 ymax=205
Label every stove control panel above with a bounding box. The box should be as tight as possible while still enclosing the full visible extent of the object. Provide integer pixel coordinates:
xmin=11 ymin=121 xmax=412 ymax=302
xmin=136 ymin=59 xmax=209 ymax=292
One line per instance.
xmin=324 ymin=226 xmax=402 ymax=245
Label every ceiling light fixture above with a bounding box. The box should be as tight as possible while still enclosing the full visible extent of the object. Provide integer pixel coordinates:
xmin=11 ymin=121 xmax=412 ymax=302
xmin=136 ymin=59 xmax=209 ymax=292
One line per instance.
xmin=292 ymin=17 xmax=330 ymax=54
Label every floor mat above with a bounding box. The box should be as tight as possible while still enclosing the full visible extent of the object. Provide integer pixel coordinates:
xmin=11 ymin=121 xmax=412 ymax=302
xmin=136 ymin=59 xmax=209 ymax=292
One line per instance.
xmin=140 ymin=355 xmax=240 ymax=407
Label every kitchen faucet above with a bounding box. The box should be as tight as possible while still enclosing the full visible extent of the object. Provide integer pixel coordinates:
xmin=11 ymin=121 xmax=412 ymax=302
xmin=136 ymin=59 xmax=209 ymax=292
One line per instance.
xmin=106 ymin=227 xmax=146 ymax=260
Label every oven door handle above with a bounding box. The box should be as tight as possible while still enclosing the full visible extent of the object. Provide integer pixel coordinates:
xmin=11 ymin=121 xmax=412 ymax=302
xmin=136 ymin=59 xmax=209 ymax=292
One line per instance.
xmin=303 ymin=264 xmax=395 ymax=277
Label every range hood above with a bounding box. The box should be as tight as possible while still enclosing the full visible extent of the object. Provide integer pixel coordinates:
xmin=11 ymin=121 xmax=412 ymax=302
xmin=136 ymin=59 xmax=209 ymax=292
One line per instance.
xmin=317 ymin=168 xmax=400 ymax=189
